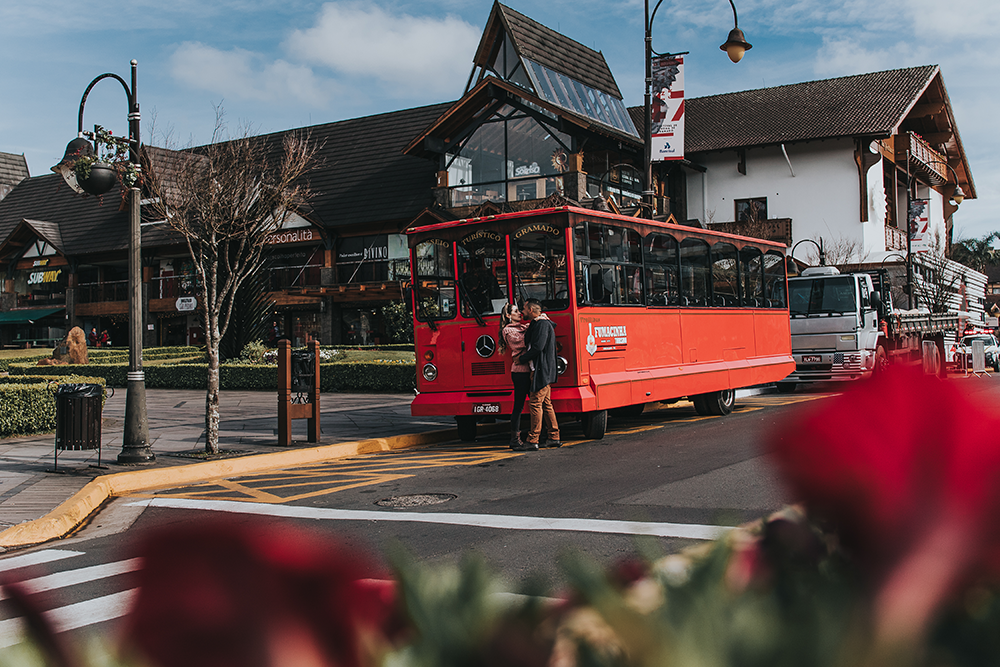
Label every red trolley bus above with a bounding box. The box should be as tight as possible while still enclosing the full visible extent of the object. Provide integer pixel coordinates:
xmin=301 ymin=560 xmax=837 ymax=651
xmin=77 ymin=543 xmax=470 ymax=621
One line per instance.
xmin=408 ymin=206 xmax=792 ymax=441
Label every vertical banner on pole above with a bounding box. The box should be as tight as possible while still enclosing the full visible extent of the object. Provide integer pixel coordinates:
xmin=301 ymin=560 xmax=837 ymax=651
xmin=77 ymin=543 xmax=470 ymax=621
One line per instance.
xmin=908 ymin=198 xmax=931 ymax=252
xmin=651 ymin=55 xmax=685 ymax=161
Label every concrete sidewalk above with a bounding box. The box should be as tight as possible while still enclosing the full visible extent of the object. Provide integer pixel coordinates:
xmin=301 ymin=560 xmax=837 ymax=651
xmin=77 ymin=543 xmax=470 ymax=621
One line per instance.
xmin=0 ymin=389 xmax=455 ymax=547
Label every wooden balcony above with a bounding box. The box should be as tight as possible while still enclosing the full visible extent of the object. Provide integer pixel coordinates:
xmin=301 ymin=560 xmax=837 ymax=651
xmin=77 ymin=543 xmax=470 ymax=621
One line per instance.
xmin=900 ymin=132 xmax=951 ymax=186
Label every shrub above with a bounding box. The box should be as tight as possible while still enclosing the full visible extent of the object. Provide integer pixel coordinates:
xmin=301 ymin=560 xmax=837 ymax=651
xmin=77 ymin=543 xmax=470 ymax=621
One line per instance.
xmin=0 ymin=375 xmax=107 ymax=437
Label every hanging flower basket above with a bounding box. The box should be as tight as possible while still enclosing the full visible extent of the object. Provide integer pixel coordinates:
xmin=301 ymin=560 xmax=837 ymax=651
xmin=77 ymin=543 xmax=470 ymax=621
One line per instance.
xmin=77 ymin=160 xmax=118 ymax=196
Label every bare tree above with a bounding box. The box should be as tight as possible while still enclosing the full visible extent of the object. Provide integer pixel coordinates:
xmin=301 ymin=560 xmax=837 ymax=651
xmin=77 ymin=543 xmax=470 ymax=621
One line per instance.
xmin=145 ymin=115 xmax=319 ymax=453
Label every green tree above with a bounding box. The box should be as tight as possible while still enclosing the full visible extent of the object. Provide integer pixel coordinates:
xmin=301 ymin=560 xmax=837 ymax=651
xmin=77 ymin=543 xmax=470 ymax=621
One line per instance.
xmin=950 ymin=231 xmax=998 ymax=272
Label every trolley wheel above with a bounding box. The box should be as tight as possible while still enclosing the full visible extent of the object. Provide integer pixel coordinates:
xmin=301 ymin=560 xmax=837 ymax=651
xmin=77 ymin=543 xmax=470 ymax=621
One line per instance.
xmin=582 ymin=410 xmax=608 ymax=439
xmin=776 ymin=382 xmax=797 ymax=394
xmin=705 ymin=389 xmax=735 ymax=416
xmin=610 ymin=403 xmax=645 ymax=419
xmin=691 ymin=395 xmax=710 ymax=416
xmin=455 ymin=416 xmax=477 ymax=442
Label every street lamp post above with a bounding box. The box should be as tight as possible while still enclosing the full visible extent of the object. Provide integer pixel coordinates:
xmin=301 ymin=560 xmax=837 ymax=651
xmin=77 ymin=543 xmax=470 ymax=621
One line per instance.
xmin=643 ymin=0 xmax=751 ymax=218
xmin=791 ymin=238 xmax=827 ymax=267
xmin=52 ymin=60 xmax=153 ymax=464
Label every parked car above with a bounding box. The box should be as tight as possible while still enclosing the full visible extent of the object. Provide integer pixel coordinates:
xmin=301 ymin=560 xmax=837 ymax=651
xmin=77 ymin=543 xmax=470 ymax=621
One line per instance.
xmin=954 ymin=333 xmax=1000 ymax=372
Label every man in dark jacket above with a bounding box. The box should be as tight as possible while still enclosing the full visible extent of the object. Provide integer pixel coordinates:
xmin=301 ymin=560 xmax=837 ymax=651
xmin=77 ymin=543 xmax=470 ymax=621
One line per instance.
xmin=517 ymin=299 xmax=561 ymax=450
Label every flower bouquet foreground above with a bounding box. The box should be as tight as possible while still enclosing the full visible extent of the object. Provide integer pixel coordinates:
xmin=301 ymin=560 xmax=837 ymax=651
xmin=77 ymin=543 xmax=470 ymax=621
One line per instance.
xmin=4 ymin=368 xmax=1000 ymax=667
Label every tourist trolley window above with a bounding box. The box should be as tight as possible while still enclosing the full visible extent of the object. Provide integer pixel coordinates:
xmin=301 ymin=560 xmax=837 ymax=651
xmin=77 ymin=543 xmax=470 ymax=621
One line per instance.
xmin=413 ymin=240 xmax=456 ymax=322
xmin=574 ymin=222 xmax=643 ymax=306
xmin=457 ymin=230 xmax=509 ymax=317
xmin=511 ymin=225 xmax=569 ymax=311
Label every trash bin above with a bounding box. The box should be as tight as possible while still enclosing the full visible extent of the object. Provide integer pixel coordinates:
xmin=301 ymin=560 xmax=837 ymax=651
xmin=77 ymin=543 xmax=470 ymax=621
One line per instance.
xmin=55 ymin=383 xmax=104 ymax=469
xmin=290 ymin=350 xmax=316 ymax=396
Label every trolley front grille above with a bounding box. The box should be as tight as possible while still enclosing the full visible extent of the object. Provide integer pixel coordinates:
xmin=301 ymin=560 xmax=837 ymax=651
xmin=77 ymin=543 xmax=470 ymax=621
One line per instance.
xmin=471 ymin=361 xmax=505 ymax=376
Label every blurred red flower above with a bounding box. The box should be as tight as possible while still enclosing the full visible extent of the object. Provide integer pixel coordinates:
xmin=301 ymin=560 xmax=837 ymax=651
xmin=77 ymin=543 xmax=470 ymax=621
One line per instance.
xmin=121 ymin=518 xmax=398 ymax=667
xmin=767 ymin=368 xmax=1000 ymax=642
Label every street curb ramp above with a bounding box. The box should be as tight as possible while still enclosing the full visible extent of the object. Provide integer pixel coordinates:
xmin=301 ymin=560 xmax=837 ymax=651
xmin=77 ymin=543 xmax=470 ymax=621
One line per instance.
xmin=0 ymin=423 xmax=507 ymax=550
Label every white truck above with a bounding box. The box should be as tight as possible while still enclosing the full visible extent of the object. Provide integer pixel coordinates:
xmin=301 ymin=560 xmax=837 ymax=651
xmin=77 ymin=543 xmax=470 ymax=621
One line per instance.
xmin=777 ymin=266 xmax=959 ymax=392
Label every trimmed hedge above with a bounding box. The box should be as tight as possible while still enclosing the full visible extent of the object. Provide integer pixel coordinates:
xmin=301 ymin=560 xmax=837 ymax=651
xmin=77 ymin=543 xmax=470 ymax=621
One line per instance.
xmin=0 ymin=375 xmax=108 ymax=437
xmin=10 ymin=360 xmax=416 ymax=392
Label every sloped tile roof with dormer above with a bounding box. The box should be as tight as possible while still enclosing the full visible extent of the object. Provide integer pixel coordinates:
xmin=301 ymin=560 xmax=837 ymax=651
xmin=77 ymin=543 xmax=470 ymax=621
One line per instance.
xmin=683 ymin=65 xmax=939 ymax=153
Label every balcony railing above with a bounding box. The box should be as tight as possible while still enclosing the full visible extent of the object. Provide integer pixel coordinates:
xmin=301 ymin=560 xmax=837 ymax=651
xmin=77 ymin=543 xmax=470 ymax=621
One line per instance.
xmin=77 ymin=280 xmax=128 ymax=304
xmin=886 ymin=225 xmax=907 ymax=251
xmin=905 ymin=133 xmax=950 ymax=186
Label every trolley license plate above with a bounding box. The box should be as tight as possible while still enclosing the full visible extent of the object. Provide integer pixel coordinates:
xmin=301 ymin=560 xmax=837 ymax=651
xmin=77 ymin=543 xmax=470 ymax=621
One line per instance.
xmin=472 ymin=403 xmax=501 ymax=415
xmin=803 ymin=355 xmax=821 ymax=363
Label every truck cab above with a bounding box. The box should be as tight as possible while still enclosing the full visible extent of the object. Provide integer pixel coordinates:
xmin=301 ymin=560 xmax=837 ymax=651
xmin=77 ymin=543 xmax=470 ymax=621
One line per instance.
xmin=778 ymin=266 xmax=883 ymax=391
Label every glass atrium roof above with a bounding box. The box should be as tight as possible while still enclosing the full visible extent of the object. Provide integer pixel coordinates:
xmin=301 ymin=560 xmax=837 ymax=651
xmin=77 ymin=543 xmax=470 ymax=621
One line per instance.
xmin=523 ymin=59 xmax=639 ymax=138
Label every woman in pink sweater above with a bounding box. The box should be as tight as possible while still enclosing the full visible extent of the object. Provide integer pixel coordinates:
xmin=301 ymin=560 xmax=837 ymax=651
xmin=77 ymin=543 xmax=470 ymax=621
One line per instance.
xmin=499 ymin=303 xmax=531 ymax=449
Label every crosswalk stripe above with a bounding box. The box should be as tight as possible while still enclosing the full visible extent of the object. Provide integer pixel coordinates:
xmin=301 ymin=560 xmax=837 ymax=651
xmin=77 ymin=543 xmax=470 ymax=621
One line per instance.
xmin=0 ymin=589 xmax=138 ymax=649
xmin=0 ymin=550 xmax=84 ymax=573
xmin=0 ymin=559 xmax=142 ymax=602
xmin=137 ymin=497 xmax=733 ymax=541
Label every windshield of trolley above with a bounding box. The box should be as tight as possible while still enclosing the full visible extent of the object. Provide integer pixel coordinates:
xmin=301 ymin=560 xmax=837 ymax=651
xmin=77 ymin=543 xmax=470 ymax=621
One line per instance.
xmin=789 ymin=276 xmax=856 ymax=316
xmin=457 ymin=229 xmax=510 ymax=317
xmin=509 ymin=223 xmax=569 ymax=311
xmin=413 ymin=239 xmax=457 ymax=322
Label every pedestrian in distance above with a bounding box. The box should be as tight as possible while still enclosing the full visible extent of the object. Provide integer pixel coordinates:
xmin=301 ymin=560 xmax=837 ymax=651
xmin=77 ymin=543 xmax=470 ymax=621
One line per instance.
xmin=87 ymin=327 xmax=99 ymax=347
xmin=518 ymin=298 xmax=561 ymax=450
xmin=499 ymin=302 xmax=530 ymax=449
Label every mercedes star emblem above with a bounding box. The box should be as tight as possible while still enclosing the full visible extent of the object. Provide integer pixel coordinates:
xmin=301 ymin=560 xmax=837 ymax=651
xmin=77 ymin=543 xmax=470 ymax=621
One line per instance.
xmin=475 ymin=334 xmax=496 ymax=358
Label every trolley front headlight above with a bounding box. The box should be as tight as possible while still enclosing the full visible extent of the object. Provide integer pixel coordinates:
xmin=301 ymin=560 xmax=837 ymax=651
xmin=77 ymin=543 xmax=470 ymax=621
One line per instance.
xmin=556 ymin=356 xmax=568 ymax=375
xmin=422 ymin=363 xmax=438 ymax=382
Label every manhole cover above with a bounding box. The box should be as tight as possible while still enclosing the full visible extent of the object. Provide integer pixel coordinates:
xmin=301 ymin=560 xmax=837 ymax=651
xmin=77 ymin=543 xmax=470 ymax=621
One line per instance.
xmin=376 ymin=493 xmax=456 ymax=508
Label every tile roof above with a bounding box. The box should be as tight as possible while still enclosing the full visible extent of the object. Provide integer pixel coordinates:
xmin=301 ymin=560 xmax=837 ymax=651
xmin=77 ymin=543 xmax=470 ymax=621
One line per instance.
xmin=0 ymin=173 xmax=181 ymax=259
xmin=683 ymin=65 xmax=939 ymax=153
xmin=209 ymin=102 xmax=453 ymax=232
xmin=497 ymin=4 xmax=622 ymax=99
xmin=0 ymin=152 xmax=29 ymax=186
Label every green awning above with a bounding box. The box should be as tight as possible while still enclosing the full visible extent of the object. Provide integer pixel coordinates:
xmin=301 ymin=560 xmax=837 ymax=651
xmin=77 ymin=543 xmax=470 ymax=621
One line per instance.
xmin=0 ymin=307 xmax=65 ymax=324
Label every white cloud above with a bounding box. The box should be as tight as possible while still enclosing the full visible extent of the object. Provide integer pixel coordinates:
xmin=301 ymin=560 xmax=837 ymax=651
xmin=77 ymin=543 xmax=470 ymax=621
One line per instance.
xmin=169 ymin=42 xmax=331 ymax=107
xmin=285 ymin=2 xmax=480 ymax=97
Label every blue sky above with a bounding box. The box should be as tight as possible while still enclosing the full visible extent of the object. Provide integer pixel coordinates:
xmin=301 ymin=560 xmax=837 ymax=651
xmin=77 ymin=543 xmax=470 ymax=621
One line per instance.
xmin=2 ymin=0 xmax=997 ymax=239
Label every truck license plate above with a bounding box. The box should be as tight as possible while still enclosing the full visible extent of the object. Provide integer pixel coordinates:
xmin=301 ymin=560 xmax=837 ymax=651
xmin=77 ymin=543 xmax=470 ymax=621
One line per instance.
xmin=473 ymin=403 xmax=500 ymax=414
xmin=803 ymin=355 xmax=821 ymax=363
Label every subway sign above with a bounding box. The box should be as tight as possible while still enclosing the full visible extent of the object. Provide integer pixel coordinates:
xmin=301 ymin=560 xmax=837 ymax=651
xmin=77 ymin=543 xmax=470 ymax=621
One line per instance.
xmin=27 ymin=269 xmax=62 ymax=285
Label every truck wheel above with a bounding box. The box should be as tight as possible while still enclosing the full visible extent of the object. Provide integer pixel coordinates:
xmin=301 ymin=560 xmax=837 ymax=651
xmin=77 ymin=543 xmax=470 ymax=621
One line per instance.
xmin=456 ymin=416 xmax=477 ymax=442
xmin=582 ymin=410 xmax=607 ymax=439
xmin=704 ymin=389 xmax=735 ymax=416
xmin=776 ymin=382 xmax=796 ymax=394
xmin=873 ymin=347 xmax=888 ymax=376
xmin=692 ymin=395 xmax=710 ymax=415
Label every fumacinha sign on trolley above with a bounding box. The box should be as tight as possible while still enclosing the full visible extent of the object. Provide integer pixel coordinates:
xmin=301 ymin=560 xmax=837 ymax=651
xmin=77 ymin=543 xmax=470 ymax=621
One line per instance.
xmin=583 ymin=320 xmax=629 ymax=355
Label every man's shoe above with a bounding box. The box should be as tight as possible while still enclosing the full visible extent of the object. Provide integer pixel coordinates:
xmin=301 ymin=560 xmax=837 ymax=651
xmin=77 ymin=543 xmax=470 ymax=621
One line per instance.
xmin=541 ymin=440 xmax=562 ymax=448
xmin=513 ymin=441 xmax=539 ymax=451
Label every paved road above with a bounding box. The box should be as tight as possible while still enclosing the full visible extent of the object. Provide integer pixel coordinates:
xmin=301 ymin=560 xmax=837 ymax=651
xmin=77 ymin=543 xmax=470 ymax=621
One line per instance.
xmin=0 ymin=391 xmax=827 ymax=651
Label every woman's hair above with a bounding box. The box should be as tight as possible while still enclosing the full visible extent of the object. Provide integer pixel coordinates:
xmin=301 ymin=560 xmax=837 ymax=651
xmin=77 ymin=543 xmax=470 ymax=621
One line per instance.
xmin=498 ymin=302 xmax=514 ymax=353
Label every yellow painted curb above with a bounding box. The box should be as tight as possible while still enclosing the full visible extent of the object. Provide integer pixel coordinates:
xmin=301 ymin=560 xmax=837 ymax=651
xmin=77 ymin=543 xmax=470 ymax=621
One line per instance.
xmin=0 ymin=422 xmax=509 ymax=550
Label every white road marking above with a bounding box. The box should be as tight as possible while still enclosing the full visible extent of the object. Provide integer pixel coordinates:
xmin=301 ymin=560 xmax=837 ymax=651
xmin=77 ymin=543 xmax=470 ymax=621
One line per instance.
xmin=0 ymin=589 xmax=138 ymax=649
xmin=135 ymin=498 xmax=733 ymax=541
xmin=0 ymin=550 xmax=84 ymax=573
xmin=0 ymin=559 xmax=142 ymax=601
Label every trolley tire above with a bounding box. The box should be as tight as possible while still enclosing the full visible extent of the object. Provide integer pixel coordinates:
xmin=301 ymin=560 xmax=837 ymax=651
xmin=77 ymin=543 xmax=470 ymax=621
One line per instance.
xmin=705 ymin=389 xmax=735 ymax=416
xmin=692 ymin=395 xmax=710 ymax=416
xmin=776 ymin=382 xmax=797 ymax=394
xmin=456 ymin=416 xmax=477 ymax=442
xmin=610 ymin=403 xmax=645 ymax=419
xmin=582 ymin=410 xmax=608 ymax=439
